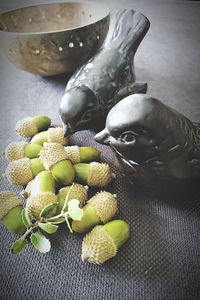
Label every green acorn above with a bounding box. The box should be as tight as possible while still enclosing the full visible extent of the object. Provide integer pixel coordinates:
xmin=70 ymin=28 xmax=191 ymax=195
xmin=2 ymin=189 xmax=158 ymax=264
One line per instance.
xmin=39 ymin=143 xmax=75 ymax=185
xmin=58 ymin=183 xmax=88 ymax=211
xmin=29 ymin=170 xmax=56 ymax=197
xmin=82 ymin=220 xmax=130 ymax=264
xmin=74 ymin=162 xmax=115 ymax=187
xmin=31 ymin=127 xmax=68 ymax=146
xmin=21 ymin=180 xmax=34 ymax=199
xmin=15 ymin=115 xmax=51 ymax=138
xmin=0 ymin=191 xmax=26 ymax=235
xmin=72 ymin=191 xmax=118 ymax=233
xmin=5 ymin=157 xmax=45 ymax=185
xmin=5 ymin=141 xmax=42 ymax=161
xmin=26 ymin=171 xmax=57 ymax=220
xmin=64 ymin=146 xmax=100 ymax=164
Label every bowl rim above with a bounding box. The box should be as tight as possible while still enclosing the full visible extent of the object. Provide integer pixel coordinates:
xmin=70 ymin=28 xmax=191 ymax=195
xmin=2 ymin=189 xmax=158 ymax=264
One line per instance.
xmin=0 ymin=1 xmax=110 ymax=36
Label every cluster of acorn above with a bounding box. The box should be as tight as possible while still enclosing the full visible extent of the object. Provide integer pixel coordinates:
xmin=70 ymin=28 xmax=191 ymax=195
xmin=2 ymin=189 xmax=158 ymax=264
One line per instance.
xmin=0 ymin=115 xmax=130 ymax=264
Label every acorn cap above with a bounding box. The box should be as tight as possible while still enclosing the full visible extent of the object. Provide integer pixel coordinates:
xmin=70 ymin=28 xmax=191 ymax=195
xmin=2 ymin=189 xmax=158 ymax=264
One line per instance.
xmin=39 ymin=143 xmax=68 ymax=171
xmin=5 ymin=141 xmax=27 ymax=161
xmin=64 ymin=146 xmax=80 ymax=164
xmin=47 ymin=127 xmax=68 ymax=145
xmin=0 ymin=191 xmax=22 ymax=220
xmin=59 ymin=183 xmax=88 ymax=207
xmin=5 ymin=158 xmax=33 ymax=185
xmin=87 ymin=162 xmax=115 ymax=187
xmin=81 ymin=225 xmax=117 ymax=264
xmin=26 ymin=192 xmax=57 ymax=220
xmin=88 ymin=191 xmax=117 ymax=223
xmin=15 ymin=117 xmax=38 ymax=138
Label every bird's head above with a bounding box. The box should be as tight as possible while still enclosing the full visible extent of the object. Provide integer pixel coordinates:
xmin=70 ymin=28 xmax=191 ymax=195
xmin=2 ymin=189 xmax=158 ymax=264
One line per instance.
xmin=59 ymin=86 xmax=97 ymax=136
xmin=95 ymin=94 xmax=167 ymax=164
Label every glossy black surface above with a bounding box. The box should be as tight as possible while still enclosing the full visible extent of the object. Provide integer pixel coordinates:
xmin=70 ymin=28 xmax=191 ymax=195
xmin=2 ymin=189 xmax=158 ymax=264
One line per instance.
xmin=60 ymin=9 xmax=150 ymax=135
xmin=95 ymin=94 xmax=200 ymax=189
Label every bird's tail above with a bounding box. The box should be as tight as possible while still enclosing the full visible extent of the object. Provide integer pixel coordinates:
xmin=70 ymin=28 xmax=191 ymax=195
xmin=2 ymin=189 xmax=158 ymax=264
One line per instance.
xmin=104 ymin=9 xmax=150 ymax=56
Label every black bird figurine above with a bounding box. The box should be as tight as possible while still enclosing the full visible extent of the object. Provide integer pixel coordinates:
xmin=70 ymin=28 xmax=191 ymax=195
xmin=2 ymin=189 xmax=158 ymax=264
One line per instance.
xmin=60 ymin=9 xmax=150 ymax=135
xmin=95 ymin=94 xmax=200 ymax=189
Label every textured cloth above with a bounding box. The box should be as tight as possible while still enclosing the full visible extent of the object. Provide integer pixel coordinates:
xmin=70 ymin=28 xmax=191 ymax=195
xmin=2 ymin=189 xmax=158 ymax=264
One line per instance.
xmin=1 ymin=0 xmax=200 ymax=299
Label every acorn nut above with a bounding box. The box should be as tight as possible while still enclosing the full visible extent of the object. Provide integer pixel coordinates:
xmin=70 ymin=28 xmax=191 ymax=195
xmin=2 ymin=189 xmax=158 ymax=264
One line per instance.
xmin=5 ymin=158 xmax=45 ymax=185
xmin=21 ymin=180 xmax=34 ymax=199
xmin=5 ymin=141 xmax=42 ymax=161
xmin=31 ymin=127 xmax=68 ymax=146
xmin=39 ymin=143 xmax=75 ymax=185
xmin=74 ymin=162 xmax=115 ymax=187
xmin=0 ymin=191 xmax=26 ymax=235
xmin=29 ymin=171 xmax=56 ymax=197
xmin=57 ymin=183 xmax=88 ymax=211
xmin=64 ymin=146 xmax=100 ymax=164
xmin=26 ymin=171 xmax=57 ymax=220
xmin=72 ymin=191 xmax=118 ymax=233
xmin=15 ymin=115 xmax=51 ymax=138
xmin=81 ymin=220 xmax=130 ymax=264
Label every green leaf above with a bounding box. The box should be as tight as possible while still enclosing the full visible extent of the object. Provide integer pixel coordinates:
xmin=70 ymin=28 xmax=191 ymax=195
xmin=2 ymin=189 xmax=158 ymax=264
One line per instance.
xmin=21 ymin=209 xmax=31 ymax=228
xmin=40 ymin=203 xmax=57 ymax=218
xmin=67 ymin=199 xmax=83 ymax=221
xmin=30 ymin=231 xmax=51 ymax=253
xmin=11 ymin=239 xmax=27 ymax=255
xmin=38 ymin=222 xmax=58 ymax=234
xmin=49 ymin=216 xmax=65 ymax=225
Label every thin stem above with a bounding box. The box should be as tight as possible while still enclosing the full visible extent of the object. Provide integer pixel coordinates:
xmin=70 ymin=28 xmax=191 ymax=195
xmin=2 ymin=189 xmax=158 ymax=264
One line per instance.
xmin=65 ymin=214 xmax=73 ymax=233
xmin=45 ymin=213 xmax=64 ymax=222
xmin=21 ymin=223 xmax=38 ymax=239
xmin=61 ymin=183 xmax=75 ymax=214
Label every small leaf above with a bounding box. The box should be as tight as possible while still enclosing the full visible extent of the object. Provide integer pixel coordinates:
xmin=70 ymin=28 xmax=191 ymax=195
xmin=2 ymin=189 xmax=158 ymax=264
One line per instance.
xmin=67 ymin=199 xmax=83 ymax=221
xmin=49 ymin=216 xmax=65 ymax=225
xmin=40 ymin=203 xmax=57 ymax=218
xmin=11 ymin=239 xmax=27 ymax=255
xmin=38 ymin=222 xmax=58 ymax=234
xmin=21 ymin=209 xmax=31 ymax=228
xmin=30 ymin=232 xmax=51 ymax=253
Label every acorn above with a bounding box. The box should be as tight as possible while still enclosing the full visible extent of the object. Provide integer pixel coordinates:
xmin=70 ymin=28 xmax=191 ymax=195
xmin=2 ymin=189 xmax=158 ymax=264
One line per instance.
xmin=74 ymin=162 xmax=115 ymax=187
xmin=5 ymin=157 xmax=45 ymax=185
xmin=29 ymin=171 xmax=56 ymax=197
xmin=31 ymin=127 xmax=68 ymax=146
xmin=0 ymin=191 xmax=26 ymax=235
xmin=64 ymin=146 xmax=100 ymax=164
xmin=72 ymin=191 xmax=117 ymax=233
xmin=15 ymin=115 xmax=51 ymax=138
xmin=26 ymin=171 xmax=57 ymax=220
xmin=5 ymin=141 xmax=42 ymax=161
xmin=39 ymin=143 xmax=75 ymax=185
xmin=82 ymin=220 xmax=130 ymax=264
xmin=26 ymin=192 xmax=57 ymax=221
xmin=21 ymin=180 xmax=34 ymax=199
xmin=57 ymin=183 xmax=88 ymax=211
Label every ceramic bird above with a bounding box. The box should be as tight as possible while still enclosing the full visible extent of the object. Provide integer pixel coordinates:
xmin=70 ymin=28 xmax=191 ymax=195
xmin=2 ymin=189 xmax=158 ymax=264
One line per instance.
xmin=94 ymin=94 xmax=200 ymax=188
xmin=60 ymin=9 xmax=150 ymax=136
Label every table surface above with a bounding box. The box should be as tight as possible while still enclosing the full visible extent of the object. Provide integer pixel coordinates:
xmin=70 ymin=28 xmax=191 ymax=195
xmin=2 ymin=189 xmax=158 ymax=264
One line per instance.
xmin=0 ymin=1 xmax=200 ymax=299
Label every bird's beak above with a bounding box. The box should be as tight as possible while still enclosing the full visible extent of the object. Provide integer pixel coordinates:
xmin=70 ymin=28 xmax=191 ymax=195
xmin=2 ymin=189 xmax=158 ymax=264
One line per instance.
xmin=95 ymin=129 xmax=110 ymax=145
xmin=63 ymin=123 xmax=75 ymax=137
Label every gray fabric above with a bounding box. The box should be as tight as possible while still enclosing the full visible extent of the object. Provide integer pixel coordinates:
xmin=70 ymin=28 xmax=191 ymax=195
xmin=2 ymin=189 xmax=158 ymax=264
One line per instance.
xmin=1 ymin=0 xmax=200 ymax=299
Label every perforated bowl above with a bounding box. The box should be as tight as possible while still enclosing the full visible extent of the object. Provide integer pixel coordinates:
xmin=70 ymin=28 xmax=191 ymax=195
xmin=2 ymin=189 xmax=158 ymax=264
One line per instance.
xmin=0 ymin=2 xmax=110 ymax=76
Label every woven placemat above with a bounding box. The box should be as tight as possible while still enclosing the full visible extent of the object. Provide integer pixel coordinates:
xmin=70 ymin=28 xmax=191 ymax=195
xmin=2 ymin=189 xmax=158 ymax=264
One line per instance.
xmin=1 ymin=129 xmax=200 ymax=300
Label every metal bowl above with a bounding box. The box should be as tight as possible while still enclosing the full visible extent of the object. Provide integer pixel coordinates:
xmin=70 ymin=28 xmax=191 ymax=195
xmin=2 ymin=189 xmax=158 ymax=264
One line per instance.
xmin=0 ymin=2 xmax=110 ymax=76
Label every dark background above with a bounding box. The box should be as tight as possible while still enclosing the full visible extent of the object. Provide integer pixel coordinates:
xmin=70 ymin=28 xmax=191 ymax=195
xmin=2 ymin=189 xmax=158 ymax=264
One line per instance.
xmin=0 ymin=1 xmax=200 ymax=299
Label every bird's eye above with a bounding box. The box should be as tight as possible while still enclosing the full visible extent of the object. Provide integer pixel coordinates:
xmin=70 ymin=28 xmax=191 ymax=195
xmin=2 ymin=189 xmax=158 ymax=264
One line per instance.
xmin=82 ymin=111 xmax=91 ymax=121
xmin=120 ymin=131 xmax=136 ymax=143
